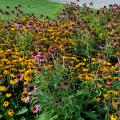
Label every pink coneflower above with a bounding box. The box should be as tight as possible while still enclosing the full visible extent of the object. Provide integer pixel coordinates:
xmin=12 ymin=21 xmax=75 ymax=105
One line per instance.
xmin=96 ymin=54 xmax=105 ymax=64
xmin=20 ymin=73 xmax=24 ymax=81
xmin=14 ymin=23 xmax=20 ymax=30
xmin=32 ymin=51 xmax=45 ymax=63
xmin=33 ymin=104 xmax=39 ymax=113
xmin=24 ymin=96 xmax=30 ymax=103
xmin=15 ymin=78 xmax=20 ymax=83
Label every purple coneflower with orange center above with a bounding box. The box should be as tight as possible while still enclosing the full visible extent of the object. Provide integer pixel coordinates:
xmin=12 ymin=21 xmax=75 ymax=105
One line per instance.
xmin=33 ymin=104 xmax=39 ymax=113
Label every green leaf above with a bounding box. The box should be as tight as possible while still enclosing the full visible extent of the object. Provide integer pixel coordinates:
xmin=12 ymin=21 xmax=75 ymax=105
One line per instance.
xmin=6 ymin=117 xmax=14 ymax=120
xmin=0 ymin=96 xmax=4 ymax=103
xmin=19 ymin=117 xmax=26 ymax=120
xmin=76 ymin=90 xmax=83 ymax=96
xmin=77 ymin=117 xmax=85 ymax=120
xmin=36 ymin=112 xmax=50 ymax=120
xmin=16 ymin=107 xmax=28 ymax=115
xmin=85 ymin=111 xmax=97 ymax=120
xmin=0 ymin=114 xmax=3 ymax=119
xmin=49 ymin=114 xmax=58 ymax=120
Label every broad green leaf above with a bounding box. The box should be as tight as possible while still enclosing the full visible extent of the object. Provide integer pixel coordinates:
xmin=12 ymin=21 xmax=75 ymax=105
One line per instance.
xmin=20 ymin=117 xmax=26 ymax=120
xmin=85 ymin=111 xmax=97 ymax=120
xmin=77 ymin=117 xmax=85 ymax=120
xmin=16 ymin=107 xmax=28 ymax=115
xmin=0 ymin=114 xmax=3 ymax=119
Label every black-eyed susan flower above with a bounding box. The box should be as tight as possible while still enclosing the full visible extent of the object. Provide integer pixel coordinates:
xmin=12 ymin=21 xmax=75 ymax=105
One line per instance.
xmin=3 ymin=101 xmax=9 ymax=107
xmin=6 ymin=93 xmax=12 ymax=98
xmin=10 ymin=80 xmax=16 ymax=85
xmin=7 ymin=109 xmax=14 ymax=117
xmin=78 ymin=74 xmax=85 ymax=80
xmin=110 ymin=114 xmax=118 ymax=120
xmin=112 ymin=97 xmax=119 ymax=110
xmin=0 ymin=86 xmax=7 ymax=92
xmin=82 ymin=68 xmax=89 ymax=72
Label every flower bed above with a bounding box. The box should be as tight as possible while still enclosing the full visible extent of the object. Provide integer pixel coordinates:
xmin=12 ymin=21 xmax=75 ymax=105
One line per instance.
xmin=0 ymin=3 xmax=120 ymax=120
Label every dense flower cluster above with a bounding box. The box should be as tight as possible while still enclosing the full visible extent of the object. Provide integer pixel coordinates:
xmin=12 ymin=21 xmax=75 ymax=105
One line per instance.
xmin=0 ymin=2 xmax=120 ymax=120
xmin=0 ymin=38 xmax=36 ymax=117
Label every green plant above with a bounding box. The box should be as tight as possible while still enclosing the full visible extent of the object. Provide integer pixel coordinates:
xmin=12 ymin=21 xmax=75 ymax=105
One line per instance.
xmin=32 ymin=64 xmax=107 ymax=120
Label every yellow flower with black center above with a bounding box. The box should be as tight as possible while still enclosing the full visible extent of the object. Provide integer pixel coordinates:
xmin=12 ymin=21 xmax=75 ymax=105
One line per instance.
xmin=91 ymin=58 xmax=96 ymax=62
xmin=103 ymin=61 xmax=111 ymax=66
xmin=85 ymin=75 xmax=94 ymax=81
xmin=7 ymin=109 xmax=14 ymax=116
xmin=4 ymin=70 xmax=9 ymax=74
xmin=10 ymin=74 xmax=15 ymax=78
xmin=10 ymin=80 xmax=16 ymax=85
xmin=24 ymin=81 xmax=29 ymax=85
xmin=103 ymin=93 xmax=109 ymax=100
xmin=82 ymin=68 xmax=89 ymax=72
xmin=11 ymin=27 xmax=15 ymax=31
xmin=75 ymin=62 xmax=85 ymax=68
xmin=3 ymin=101 xmax=9 ymax=107
xmin=6 ymin=93 xmax=12 ymax=98
xmin=104 ymin=75 xmax=112 ymax=79
xmin=0 ymin=86 xmax=7 ymax=92
xmin=112 ymin=97 xmax=119 ymax=110
xmin=78 ymin=74 xmax=85 ymax=80
xmin=101 ymin=67 xmax=109 ymax=72
xmin=110 ymin=66 xmax=117 ymax=71
xmin=107 ymin=90 xmax=119 ymax=95
xmin=97 ymin=83 xmax=102 ymax=88
xmin=95 ymin=97 xmax=101 ymax=102
xmin=110 ymin=115 xmax=118 ymax=120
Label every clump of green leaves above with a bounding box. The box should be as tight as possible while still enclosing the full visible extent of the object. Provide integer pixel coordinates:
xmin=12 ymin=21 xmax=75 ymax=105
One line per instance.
xmin=32 ymin=64 xmax=106 ymax=120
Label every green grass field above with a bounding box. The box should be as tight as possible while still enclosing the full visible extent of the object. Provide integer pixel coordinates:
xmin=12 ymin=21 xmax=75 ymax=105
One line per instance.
xmin=0 ymin=0 xmax=64 ymax=19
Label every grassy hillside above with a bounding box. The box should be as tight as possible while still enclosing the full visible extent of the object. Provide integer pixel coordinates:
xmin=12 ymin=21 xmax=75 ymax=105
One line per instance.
xmin=0 ymin=0 xmax=64 ymax=19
